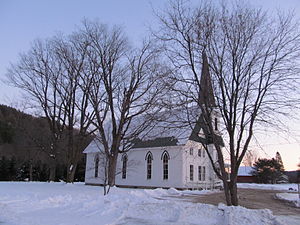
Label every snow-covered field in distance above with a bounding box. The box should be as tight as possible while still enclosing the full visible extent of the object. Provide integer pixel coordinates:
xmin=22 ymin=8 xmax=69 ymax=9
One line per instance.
xmin=0 ymin=182 xmax=298 ymax=225
xmin=238 ymin=183 xmax=299 ymax=191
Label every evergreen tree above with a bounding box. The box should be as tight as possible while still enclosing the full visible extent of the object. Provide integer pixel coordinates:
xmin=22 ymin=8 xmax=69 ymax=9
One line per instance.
xmin=74 ymin=157 xmax=85 ymax=182
xmin=275 ymin=152 xmax=284 ymax=169
xmin=8 ymin=157 xmax=17 ymax=180
xmin=252 ymin=158 xmax=284 ymax=184
xmin=39 ymin=163 xmax=49 ymax=181
xmin=16 ymin=161 xmax=30 ymax=181
xmin=0 ymin=121 xmax=14 ymax=144
xmin=0 ymin=156 xmax=9 ymax=181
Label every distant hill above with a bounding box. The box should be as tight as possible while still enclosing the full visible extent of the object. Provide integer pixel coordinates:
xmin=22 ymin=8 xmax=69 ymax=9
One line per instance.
xmin=0 ymin=104 xmax=86 ymax=181
xmin=0 ymin=104 xmax=54 ymax=161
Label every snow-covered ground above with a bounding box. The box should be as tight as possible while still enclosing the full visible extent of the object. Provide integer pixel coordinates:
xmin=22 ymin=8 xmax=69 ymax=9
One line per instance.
xmin=238 ymin=183 xmax=299 ymax=191
xmin=276 ymin=192 xmax=300 ymax=207
xmin=0 ymin=182 xmax=298 ymax=225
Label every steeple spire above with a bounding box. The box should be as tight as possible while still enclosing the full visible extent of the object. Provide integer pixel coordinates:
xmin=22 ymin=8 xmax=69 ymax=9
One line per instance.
xmin=199 ymin=51 xmax=216 ymax=107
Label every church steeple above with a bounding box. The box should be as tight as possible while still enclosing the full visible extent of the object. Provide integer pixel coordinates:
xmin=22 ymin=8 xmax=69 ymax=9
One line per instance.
xmin=188 ymin=51 xmax=224 ymax=146
xmin=199 ymin=51 xmax=216 ymax=107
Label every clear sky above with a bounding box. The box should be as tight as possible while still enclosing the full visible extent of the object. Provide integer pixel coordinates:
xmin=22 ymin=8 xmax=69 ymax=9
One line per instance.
xmin=0 ymin=0 xmax=299 ymax=170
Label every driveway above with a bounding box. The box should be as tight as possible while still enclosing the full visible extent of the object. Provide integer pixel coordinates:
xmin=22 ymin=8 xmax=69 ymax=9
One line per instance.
xmin=181 ymin=189 xmax=300 ymax=217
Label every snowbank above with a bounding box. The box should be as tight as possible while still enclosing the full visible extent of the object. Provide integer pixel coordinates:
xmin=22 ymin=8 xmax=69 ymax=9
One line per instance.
xmin=0 ymin=182 xmax=293 ymax=225
xmin=275 ymin=193 xmax=300 ymax=207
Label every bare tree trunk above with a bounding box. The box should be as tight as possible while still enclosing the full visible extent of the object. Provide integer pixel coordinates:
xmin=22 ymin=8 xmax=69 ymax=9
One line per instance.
xmin=67 ymin=163 xmax=77 ymax=183
xmin=49 ymin=159 xmax=56 ymax=181
xmin=107 ymin=155 xmax=118 ymax=187
xmin=222 ymin=179 xmax=232 ymax=206
xmin=66 ymin=155 xmax=79 ymax=183
xmin=29 ymin=163 xmax=33 ymax=181
xmin=229 ymin=180 xmax=238 ymax=206
xmin=66 ymin=125 xmax=74 ymax=183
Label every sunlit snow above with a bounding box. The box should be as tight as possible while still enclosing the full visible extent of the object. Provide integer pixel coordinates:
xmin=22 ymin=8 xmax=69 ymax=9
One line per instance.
xmin=0 ymin=182 xmax=298 ymax=225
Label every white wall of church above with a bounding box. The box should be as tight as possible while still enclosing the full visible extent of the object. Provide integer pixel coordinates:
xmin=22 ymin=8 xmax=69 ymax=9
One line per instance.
xmin=84 ymin=146 xmax=186 ymax=188
xmin=181 ymin=140 xmax=217 ymax=189
xmin=84 ymin=140 xmax=220 ymax=189
xmin=115 ymin=146 xmax=185 ymax=189
xmin=85 ymin=152 xmax=99 ymax=185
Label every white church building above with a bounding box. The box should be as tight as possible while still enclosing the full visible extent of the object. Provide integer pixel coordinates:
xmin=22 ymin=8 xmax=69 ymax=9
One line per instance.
xmin=83 ymin=53 xmax=223 ymax=190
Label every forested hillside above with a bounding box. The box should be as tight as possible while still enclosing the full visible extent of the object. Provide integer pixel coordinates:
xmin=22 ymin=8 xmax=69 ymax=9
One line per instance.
xmin=0 ymin=104 xmax=88 ymax=182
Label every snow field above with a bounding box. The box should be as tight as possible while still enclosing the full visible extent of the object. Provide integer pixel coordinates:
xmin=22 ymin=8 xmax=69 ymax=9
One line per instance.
xmin=237 ymin=183 xmax=299 ymax=191
xmin=0 ymin=182 xmax=295 ymax=225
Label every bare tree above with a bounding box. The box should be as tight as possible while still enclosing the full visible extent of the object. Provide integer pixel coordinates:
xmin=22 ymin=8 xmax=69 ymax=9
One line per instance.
xmin=7 ymin=40 xmax=67 ymax=181
xmin=51 ymin=33 xmax=95 ymax=182
xmin=242 ymin=149 xmax=259 ymax=167
xmin=6 ymin=20 xmax=168 ymax=185
xmin=156 ymin=0 xmax=300 ymax=205
xmin=81 ymin=21 xmax=169 ymax=188
xmin=6 ymin=31 xmax=94 ymax=182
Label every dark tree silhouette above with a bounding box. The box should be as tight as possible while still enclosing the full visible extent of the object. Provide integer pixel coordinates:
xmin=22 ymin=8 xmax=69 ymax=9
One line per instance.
xmin=252 ymin=158 xmax=284 ymax=184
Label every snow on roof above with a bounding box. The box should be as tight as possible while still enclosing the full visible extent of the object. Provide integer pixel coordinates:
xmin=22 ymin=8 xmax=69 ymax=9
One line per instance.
xmin=83 ymin=107 xmax=225 ymax=152
xmin=82 ymin=108 xmax=199 ymax=153
xmin=131 ymin=107 xmax=200 ymax=146
xmin=83 ymin=140 xmax=101 ymax=153
xmin=238 ymin=166 xmax=254 ymax=176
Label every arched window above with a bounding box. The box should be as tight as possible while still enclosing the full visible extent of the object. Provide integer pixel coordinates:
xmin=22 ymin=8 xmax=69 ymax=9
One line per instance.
xmin=198 ymin=166 xmax=206 ymax=181
xmin=215 ymin=118 xmax=218 ymax=130
xmin=161 ymin=151 xmax=170 ymax=180
xmin=121 ymin=154 xmax=128 ymax=179
xmin=190 ymin=165 xmax=194 ymax=181
xmin=145 ymin=151 xmax=153 ymax=179
xmin=189 ymin=148 xmax=193 ymax=155
xmin=198 ymin=148 xmax=201 ymax=157
xmin=94 ymin=155 xmax=99 ymax=178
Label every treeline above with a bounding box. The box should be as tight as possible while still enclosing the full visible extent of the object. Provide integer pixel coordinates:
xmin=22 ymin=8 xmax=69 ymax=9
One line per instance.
xmin=0 ymin=104 xmax=88 ymax=182
xmin=0 ymin=156 xmax=85 ymax=182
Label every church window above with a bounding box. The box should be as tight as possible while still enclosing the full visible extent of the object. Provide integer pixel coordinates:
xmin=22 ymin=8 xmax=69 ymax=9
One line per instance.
xmin=94 ymin=155 xmax=99 ymax=178
xmin=189 ymin=148 xmax=193 ymax=155
xmin=161 ymin=151 xmax=170 ymax=180
xmin=198 ymin=166 xmax=206 ymax=181
xmin=122 ymin=154 xmax=128 ymax=179
xmin=145 ymin=151 xmax=153 ymax=179
xmin=198 ymin=149 xmax=201 ymax=157
xmin=202 ymin=166 xmax=206 ymax=181
xmin=190 ymin=165 xmax=194 ymax=181
xmin=203 ymin=149 xmax=205 ymax=157
xmin=215 ymin=118 xmax=218 ymax=130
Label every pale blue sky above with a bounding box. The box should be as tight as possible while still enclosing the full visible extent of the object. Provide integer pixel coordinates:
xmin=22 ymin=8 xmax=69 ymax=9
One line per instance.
xmin=0 ymin=0 xmax=299 ymax=170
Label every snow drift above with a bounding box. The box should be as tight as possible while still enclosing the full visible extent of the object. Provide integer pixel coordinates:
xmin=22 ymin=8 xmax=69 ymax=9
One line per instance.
xmin=0 ymin=182 xmax=295 ymax=225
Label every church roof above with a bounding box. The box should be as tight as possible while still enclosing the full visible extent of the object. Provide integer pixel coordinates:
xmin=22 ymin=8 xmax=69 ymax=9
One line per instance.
xmin=132 ymin=107 xmax=199 ymax=148
xmin=83 ymin=140 xmax=101 ymax=153
xmin=83 ymin=51 xmax=223 ymax=152
xmin=132 ymin=137 xmax=179 ymax=148
xmin=199 ymin=51 xmax=216 ymax=107
xmin=132 ymin=51 xmax=223 ymax=148
xmin=238 ymin=166 xmax=254 ymax=176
